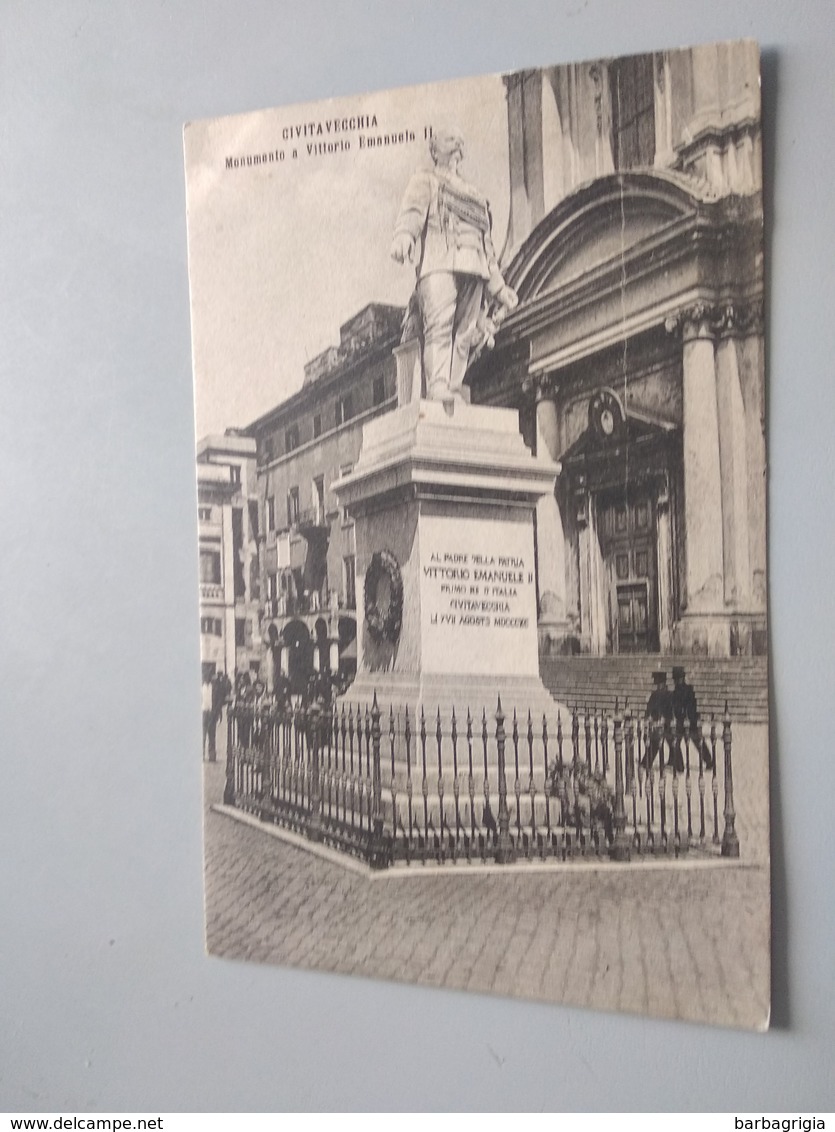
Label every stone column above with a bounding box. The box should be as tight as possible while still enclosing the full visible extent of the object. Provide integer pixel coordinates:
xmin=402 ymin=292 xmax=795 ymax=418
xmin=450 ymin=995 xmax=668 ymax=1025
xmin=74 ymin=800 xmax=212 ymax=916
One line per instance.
xmin=656 ymin=475 xmax=673 ymax=651
xmin=715 ymin=329 xmax=752 ymax=608
xmin=503 ymin=71 xmax=542 ymax=255
xmin=719 ymin=302 xmax=767 ymax=653
xmin=652 ymin=52 xmax=675 ymax=167
xmin=587 ymin=498 xmax=607 ymax=654
xmin=666 ymin=306 xmax=726 ymax=653
xmin=575 ymin=478 xmax=597 ymax=653
xmin=529 ymin=375 xmax=569 ymax=652
xmin=681 ymin=311 xmax=724 ymax=610
xmin=735 ymin=305 xmax=767 ymax=612
xmin=534 ymin=377 xmax=560 ymax=460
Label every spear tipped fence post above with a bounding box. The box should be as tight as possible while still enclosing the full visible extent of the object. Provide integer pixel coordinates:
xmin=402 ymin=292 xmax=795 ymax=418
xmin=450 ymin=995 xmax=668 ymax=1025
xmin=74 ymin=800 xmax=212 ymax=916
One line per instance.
xmin=259 ymin=705 xmax=275 ymax=822
xmin=610 ymin=706 xmax=631 ymax=861
xmin=224 ymin=700 xmax=237 ymax=805
xmin=494 ymin=697 xmax=515 ymax=864
xmin=721 ymin=701 xmax=740 ymax=859
xmin=368 ymin=692 xmax=391 ymax=869
xmin=306 ymin=701 xmax=323 ymax=842
xmin=436 ymin=706 xmax=445 ymax=856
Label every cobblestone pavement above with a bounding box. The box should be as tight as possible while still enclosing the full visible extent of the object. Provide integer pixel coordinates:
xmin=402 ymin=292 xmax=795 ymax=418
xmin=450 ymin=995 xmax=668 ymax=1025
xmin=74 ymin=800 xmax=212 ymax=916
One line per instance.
xmin=204 ymin=726 xmax=771 ymax=1029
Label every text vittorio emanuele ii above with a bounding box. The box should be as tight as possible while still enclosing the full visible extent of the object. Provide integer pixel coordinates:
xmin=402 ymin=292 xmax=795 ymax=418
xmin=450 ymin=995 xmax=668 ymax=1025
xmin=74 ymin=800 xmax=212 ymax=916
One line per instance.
xmin=224 ymin=113 xmax=422 ymax=168
xmin=423 ymin=552 xmax=534 ymax=631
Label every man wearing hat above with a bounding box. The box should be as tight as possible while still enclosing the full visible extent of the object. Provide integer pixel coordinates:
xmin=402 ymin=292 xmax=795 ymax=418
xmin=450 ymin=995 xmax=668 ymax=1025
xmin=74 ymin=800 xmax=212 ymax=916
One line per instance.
xmin=671 ymin=665 xmax=714 ymax=771
xmin=642 ymin=670 xmax=674 ymax=770
xmin=391 ymin=127 xmax=518 ymax=402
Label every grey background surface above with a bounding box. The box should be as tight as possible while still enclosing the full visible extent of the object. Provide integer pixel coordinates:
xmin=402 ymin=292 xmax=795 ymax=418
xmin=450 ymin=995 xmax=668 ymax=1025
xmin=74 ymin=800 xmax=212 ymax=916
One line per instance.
xmin=1 ymin=0 xmax=833 ymax=1112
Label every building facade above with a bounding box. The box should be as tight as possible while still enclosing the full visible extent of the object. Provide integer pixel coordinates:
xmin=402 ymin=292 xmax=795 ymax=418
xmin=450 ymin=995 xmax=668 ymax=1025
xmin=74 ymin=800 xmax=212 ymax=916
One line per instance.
xmin=468 ymin=43 xmax=765 ymax=658
xmin=196 ymin=44 xmax=765 ymax=673
xmin=244 ymin=303 xmax=403 ymax=691
xmin=196 ymin=434 xmax=261 ymax=680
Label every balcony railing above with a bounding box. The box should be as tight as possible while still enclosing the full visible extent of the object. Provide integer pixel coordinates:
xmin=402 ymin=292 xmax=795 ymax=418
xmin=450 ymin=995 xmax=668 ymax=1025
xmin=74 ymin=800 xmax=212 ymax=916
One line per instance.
xmin=264 ymin=591 xmax=333 ymax=619
xmin=295 ymin=507 xmax=329 ymax=535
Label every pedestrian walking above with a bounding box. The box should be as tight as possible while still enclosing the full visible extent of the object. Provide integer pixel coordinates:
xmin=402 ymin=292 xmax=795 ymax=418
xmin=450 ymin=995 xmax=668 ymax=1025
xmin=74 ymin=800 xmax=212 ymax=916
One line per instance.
xmin=671 ymin=665 xmax=714 ymax=770
xmin=641 ymin=670 xmax=673 ymax=770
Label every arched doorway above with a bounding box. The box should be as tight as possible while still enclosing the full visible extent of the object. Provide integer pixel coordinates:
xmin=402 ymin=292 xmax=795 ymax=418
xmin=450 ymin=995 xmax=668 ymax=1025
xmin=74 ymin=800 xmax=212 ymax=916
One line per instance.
xmin=557 ymin=393 xmax=680 ymax=655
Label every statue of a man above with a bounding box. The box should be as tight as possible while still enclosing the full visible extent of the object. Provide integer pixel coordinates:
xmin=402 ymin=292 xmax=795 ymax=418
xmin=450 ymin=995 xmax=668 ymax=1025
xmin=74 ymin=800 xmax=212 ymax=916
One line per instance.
xmin=391 ymin=127 xmax=518 ymax=402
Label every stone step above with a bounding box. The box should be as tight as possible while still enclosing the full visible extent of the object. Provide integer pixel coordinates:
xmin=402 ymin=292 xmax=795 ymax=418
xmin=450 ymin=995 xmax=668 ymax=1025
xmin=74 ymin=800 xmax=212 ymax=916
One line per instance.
xmin=539 ymin=656 xmax=768 ymax=724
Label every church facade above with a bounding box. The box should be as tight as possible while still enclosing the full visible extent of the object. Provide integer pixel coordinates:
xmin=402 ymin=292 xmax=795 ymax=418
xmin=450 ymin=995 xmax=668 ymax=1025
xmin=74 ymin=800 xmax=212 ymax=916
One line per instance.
xmin=468 ymin=43 xmax=765 ymax=658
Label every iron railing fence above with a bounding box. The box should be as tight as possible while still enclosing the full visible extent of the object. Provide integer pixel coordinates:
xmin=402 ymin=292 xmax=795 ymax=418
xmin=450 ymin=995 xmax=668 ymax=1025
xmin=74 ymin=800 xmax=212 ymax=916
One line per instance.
xmin=224 ymin=695 xmax=739 ymax=869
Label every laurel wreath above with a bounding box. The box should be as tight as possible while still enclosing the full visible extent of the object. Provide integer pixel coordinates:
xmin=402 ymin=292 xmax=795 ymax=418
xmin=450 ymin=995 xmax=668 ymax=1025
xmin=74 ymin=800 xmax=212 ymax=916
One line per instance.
xmin=364 ymin=549 xmax=404 ymax=644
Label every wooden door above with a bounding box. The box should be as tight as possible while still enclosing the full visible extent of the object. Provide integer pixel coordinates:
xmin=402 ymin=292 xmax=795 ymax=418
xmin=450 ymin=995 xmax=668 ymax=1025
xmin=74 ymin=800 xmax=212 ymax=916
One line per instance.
xmin=598 ymin=488 xmax=659 ymax=653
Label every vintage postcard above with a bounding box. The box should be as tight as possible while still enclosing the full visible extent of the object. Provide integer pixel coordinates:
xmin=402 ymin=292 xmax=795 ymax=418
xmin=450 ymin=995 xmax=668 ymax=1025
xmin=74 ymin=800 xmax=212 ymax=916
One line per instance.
xmin=184 ymin=40 xmax=769 ymax=1028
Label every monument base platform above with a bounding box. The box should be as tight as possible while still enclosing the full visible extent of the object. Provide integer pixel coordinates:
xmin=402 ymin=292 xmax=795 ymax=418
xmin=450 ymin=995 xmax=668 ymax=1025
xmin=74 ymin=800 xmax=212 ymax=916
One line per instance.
xmin=338 ymin=671 xmax=567 ymax=788
xmin=333 ymin=397 xmax=570 ymax=778
xmin=340 ymin=671 xmax=565 ymax=729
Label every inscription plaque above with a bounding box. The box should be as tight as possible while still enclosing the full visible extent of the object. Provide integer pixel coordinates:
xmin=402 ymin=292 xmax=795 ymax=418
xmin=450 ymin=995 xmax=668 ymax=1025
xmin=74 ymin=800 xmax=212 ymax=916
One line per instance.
xmin=419 ymin=513 xmax=539 ymax=676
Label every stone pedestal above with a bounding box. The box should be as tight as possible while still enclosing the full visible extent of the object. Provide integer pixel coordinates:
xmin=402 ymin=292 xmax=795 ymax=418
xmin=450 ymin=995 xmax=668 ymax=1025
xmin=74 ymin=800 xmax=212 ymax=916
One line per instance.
xmin=332 ymin=399 xmax=564 ymax=728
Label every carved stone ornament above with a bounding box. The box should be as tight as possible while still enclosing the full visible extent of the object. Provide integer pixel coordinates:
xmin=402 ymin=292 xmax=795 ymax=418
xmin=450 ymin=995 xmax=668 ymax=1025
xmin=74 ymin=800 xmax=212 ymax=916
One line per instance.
xmin=708 ymin=300 xmax=765 ymax=338
xmin=363 ymin=549 xmax=404 ymax=644
xmin=521 ymin=372 xmax=559 ymax=402
xmin=589 ymin=387 xmax=626 ymax=441
xmin=665 ymin=299 xmax=764 ymax=340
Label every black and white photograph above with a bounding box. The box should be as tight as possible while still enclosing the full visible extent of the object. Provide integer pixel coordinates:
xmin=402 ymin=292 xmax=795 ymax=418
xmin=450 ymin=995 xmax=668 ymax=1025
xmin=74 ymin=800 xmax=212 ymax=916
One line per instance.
xmin=185 ymin=41 xmax=769 ymax=1031
xmin=10 ymin=0 xmax=835 ymax=1113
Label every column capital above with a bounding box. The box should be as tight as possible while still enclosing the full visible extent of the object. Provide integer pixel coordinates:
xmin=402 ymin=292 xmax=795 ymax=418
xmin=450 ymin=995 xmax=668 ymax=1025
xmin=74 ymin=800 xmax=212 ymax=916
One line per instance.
xmin=710 ymin=299 xmax=764 ymax=340
xmin=665 ymin=301 xmax=720 ymax=342
xmin=665 ymin=299 xmax=764 ymax=342
xmin=522 ymin=372 xmax=559 ymax=402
